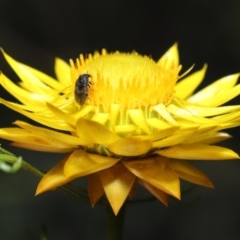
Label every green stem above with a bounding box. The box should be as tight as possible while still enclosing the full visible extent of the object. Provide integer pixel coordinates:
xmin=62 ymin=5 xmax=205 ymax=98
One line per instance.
xmin=1 ymin=153 xmax=89 ymax=202
xmin=22 ymin=160 xmax=89 ymax=201
xmin=106 ymin=202 xmax=125 ymax=240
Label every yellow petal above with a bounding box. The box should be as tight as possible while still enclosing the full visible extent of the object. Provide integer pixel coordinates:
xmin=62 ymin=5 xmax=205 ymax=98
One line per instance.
xmin=186 ymin=132 xmax=232 ymax=144
xmin=168 ymin=159 xmax=214 ymax=188
xmin=197 ymin=133 xmax=232 ymax=144
xmin=76 ymin=118 xmax=120 ymax=145
xmin=36 ymin=156 xmax=70 ymax=194
xmin=140 ymin=180 xmax=169 ymax=206
xmin=167 ymin=104 xmax=217 ymax=124
xmin=1 ymin=49 xmax=64 ymax=91
xmin=213 ymin=111 xmax=240 ymax=124
xmin=153 ymin=131 xmax=195 ymax=148
xmin=134 ymin=125 xmax=178 ymax=141
xmin=54 ymin=57 xmax=71 ymax=86
xmin=153 ymin=104 xmax=178 ymax=126
xmin=46 ymin=102 xmax=76 ymax=126
xmin=188 ymin=73 xmax=240 ymax=106
xmin=73 ymin=105 xmax=95 ymax=119
xmin=194 ymin=84 xmax=240 ymax=107
xmin=146 ymin=117 xmax=176 ymax=130
xmin=0 ymin=72 xmax=50 ymax=104
xmin=108 ymin=137 xmax=152 ymax=156
xmin=175 ymin=64 xmax=207 ymax=99
xmin=157 ymin=143 xmax=239 ymax=160
xmin=91 ymin=113 xmax=109 ymax=125
xmin=109 ymin=104 xmax=120 ymax=129
xmin=184 ymin=105 xmax=240 ymax=117
xmin=64 ymin=149 xmax=119 ymax=179
xmin=12 ymin=142 xmax=75 ymax=153
xmin=98 ymin=163 xmax=136 ymax=215
xmin=14 ymin=120 xmax=90 ymax=146
xmin=0 ymin=98 xmax=74 ymax=131
xmin=128 ymin=109 xmax=151 ymax=134
xmin=115 ymin=124 xmax=137 ymax=134
xmin=157 ymin=43 xmax=179 ymax=66
xmin=0 ymin=127 xmax=76 ymax=151
xmin=88 ymin=173 xmax=104 ymax=207
xmin=123 ymin=156 xmax=180 ymax=199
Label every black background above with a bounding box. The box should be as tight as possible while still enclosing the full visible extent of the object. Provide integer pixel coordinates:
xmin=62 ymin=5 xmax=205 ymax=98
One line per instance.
xmin=1 ymin=1 xmax=240 ymax=240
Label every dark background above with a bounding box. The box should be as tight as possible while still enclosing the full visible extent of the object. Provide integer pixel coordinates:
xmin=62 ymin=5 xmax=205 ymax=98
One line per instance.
xmin=1 ymin=0 xmax=240 ymax=239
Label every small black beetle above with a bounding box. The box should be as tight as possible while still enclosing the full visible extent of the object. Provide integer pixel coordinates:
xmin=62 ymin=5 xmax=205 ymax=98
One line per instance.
xmin=74 ymin=73 xmax=92 ymax=105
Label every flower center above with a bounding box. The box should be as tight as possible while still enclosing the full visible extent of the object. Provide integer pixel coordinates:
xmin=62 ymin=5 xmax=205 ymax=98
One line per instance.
xmin=70 ymin=50 xmax=181 ymax=111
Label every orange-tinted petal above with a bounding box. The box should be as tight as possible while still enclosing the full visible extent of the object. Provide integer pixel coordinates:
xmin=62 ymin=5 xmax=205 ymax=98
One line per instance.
xmin=140 ymin=179 xmax=169 ymax=206
xmin=36 ymin=156 xmax=69 ymax=195
xmin=88 ymin=173 xmax=104 ymax=206
xmin=168 ymin=159 xmax=214 ymax=188
xmin=12 ymin=142 xmax=76 ymax=153
xmin=64 ymin=149 xmax=119 ymax=179
xmin=98 ymin=162 xmax=136 ymax=215
xmin=123 ymin=156 xmax=180 ymax=199
xmin=128 ymin=179 xmax=138 ymax=199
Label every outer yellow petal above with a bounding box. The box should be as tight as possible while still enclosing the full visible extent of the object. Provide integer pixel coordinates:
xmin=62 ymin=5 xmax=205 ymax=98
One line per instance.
xmin=153 ymin=131 xmax=195 ymax=148
xmin=54 ymin=57 xmax=71 ymax=86
xmin=98 ymin=163 xmax=136 ymax=215
xmin=191 ymin=84 xmax=240 ymax=107
xmin=140 ymin=180 xmax=169 ymax=206
xmin=168 ymin=159 xmax=214 ymax=188
xmin=186 ymin=132 xmax=232 ymax=144
xmin=0 ymin=98 xmax=74 ymax=131
xmin=64 ymin=149 xmax=119 ymax=179
xmin=167 ymin=104 xmax=217 ymax=124
xmin=123 ymin=156 xmax=180 ymax=199
xmin=0 ymin=127 xmax=76 ymax=152
xmin=108 ymin=137 xmax=152 ymax=156
xmin=184 ymin=105 xmax=240 ymax=117
xmin=188 ymin=73 xmax=240 ymax=105
xmin=0 ymin=72 xmax=50 ymax=104
xmin=157 ymin=143 xmax=239 ymax=160
xmin=76 ymin=118 xmax=120 ymax=145
xmin=157 ymin=43 xmax=179 ymax=66
xmin=12 ymin=142 xmax=75 ymax=153
xmin=36 ymin=156 xmax=70 ymax=194
xmin=175 ymin=64 xmax=207 ymax=99
xmin=1 ymin=49 xmax=64 ymax=91
xmin=88 ymin=173 xmax=104 ymax=207
xmin=14 ymin=120 xmax=90 ymax=146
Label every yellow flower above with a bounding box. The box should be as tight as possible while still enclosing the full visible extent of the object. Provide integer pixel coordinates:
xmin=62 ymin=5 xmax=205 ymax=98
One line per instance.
xmin=0 ymin=44 xmax=240 ymax=215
